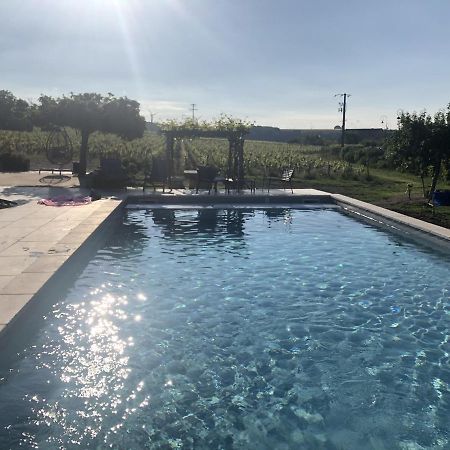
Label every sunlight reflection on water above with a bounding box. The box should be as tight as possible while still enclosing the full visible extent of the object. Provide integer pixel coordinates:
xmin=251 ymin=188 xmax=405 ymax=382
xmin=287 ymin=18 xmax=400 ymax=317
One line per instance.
xmin=24 ymin=289 xmax=151 ymax=448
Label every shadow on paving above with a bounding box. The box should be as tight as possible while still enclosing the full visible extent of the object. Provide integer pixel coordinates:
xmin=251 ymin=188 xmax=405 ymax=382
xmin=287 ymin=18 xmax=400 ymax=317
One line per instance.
xmin=38 ymin=174 xmax=72 ymax=185
xmin=0 ymin=185 xmax=91 ymax=204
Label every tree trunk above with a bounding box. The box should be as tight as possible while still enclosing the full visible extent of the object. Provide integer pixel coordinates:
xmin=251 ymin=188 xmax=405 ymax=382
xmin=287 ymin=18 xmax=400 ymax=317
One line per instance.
xmin=79 ymin=129 xmax=90 ymax=176
xmin=428 ymin=160 xmax=442 ymax=201
xmin=236 ymin=138 xmax=245 ymax=190
xmin=165 ymin=135 xmax=174 ymax=184
xmin=420 ymin=173 xmax=426 ymax=197
xmin=227 ymin=139 xmax=234 ymax=178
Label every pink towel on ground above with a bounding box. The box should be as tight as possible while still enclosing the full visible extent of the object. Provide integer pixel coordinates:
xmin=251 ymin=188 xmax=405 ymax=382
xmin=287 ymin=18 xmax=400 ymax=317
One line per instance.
xmin=38 ymin=195 xmax=92 ymax=206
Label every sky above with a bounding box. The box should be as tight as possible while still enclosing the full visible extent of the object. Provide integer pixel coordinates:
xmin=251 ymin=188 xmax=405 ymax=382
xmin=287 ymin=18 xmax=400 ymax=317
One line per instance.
xmin=1 ymin=0 xmax=450 ymax=129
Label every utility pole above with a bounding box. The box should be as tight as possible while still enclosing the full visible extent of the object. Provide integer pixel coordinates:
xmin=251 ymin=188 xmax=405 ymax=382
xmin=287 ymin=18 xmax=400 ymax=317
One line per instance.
xmin=149 ymin=111 xmax=156 ymax=123
xmin=335 ymin=93 xmax=350 ymax=147
xmin=190 ymin=103 xmax=197 ymax=121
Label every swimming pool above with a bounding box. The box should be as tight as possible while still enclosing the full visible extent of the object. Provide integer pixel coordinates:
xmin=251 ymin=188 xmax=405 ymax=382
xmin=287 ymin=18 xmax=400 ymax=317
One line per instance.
xmin=0 ymin=207 xmax=449 ymax=449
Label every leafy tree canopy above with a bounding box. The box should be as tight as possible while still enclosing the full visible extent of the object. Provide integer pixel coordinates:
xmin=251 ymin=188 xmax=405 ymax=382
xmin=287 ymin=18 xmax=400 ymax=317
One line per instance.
xmin=0 ymin=90 xmax=33 ymax=131
xmin=214 ymin=114 xmax=253 ymax=138
xmin=33 ymin=92 xmax=146 ymax=175
xmin=387 ymin=108 xmax=450 ymax=198
xmin=159 ymin=118 xmax=212 ymax=136
xmin=160 ymin=114 xmax=253 ymax=140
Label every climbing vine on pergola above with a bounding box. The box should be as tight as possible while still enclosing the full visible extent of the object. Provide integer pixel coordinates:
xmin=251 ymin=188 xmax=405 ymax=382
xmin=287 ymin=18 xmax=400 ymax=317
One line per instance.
xmin=160 ymin=115 xmax=252 ymax=190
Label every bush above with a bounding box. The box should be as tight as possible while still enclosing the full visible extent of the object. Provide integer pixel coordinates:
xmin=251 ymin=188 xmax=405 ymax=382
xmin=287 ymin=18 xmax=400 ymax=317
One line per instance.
xmin=0 ymin=152 xmax=30 ymax=172
xmin=341 ymin=145 xmax=365 ymax=163
xmin=341 ymin=162 xmax=357 ymax=180
xmin=341 ymin=145 xmax=387 ymax=166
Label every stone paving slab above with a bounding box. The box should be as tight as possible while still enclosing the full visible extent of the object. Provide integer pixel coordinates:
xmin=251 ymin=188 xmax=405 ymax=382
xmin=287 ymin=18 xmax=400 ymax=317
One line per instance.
xmin=0 ymin=241 xmax=73 ymax=257
xmin=0 ymin=256 xmax=39 ymax=276
xmin=57 ymin=231 xmax=94 ymax=245
xmin=23 ymin=255 xmax=70 ymax=273
xmin=0 ymin=295 xmax=31 ymax=326
xmin=0 ymin=276 xmax=15 ymax=290
xmin=1 ymin=272 xmax=53 ymax=295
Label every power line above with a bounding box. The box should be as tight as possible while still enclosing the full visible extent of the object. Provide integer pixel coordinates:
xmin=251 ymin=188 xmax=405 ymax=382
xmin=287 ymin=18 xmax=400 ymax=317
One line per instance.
xmin=335 ymin=93 xmax=350 ymax=147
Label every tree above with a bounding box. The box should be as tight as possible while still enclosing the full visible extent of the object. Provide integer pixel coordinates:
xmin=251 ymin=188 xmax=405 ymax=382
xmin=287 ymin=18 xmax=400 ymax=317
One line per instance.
xmin=33 ymin=92 xmax=146 ymax=175
xmin=0 ymin=90 xmax=33 ymax=131
xmin=387 ymin=108 xmax=450 ymax=199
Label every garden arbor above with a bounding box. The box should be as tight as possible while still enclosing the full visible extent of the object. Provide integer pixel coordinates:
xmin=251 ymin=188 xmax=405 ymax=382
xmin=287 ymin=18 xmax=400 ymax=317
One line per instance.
xmin=160 ymin=116 xmax=251 ymax=191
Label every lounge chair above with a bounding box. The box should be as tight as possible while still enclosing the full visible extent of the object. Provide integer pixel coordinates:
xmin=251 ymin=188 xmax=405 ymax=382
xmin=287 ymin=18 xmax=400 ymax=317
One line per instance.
xmin=266 ymin=168 xmax=295 ymax=194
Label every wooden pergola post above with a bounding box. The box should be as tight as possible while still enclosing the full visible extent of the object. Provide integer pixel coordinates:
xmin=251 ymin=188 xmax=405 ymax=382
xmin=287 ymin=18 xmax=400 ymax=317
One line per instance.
xmin=236 ymin=136 xmax=245 ymax=190
xmin=227 ymin=134 xmax=245 ymax=191
xmin=227 ymin=137 xmax=234 ymax=181
xmin=165 ymin=132 xmax=174 ymax=186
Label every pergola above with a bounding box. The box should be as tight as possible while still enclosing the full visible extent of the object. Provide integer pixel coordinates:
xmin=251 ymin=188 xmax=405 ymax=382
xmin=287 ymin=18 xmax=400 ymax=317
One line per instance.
xmin=161 ymin=117 xmax=251 ymax=191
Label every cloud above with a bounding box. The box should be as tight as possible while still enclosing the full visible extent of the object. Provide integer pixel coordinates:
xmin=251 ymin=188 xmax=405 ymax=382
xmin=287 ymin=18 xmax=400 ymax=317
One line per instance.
xmin=139 ymin=100 xmax=188 ymax=120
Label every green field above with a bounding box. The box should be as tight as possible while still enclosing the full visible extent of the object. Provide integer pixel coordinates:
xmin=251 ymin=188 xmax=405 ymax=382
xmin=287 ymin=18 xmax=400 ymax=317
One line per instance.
xmin=1 ymin=129 xmax=449 ymax=228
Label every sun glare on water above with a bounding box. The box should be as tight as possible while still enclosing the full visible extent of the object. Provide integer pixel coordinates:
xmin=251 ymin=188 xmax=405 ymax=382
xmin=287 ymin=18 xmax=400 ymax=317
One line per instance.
xmin=21 ymin=286 xmax=149 ymax=448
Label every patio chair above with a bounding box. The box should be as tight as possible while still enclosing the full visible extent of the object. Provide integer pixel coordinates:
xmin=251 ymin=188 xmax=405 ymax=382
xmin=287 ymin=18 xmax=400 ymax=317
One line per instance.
xmin=91 ymin=157 xmax=130 ymax=188
xmin=196 ymin=166 xmax=219 ymax=194
xmin=143 ymin=156 xmax=169 ymax=192
xmin=266 ymin=167 xmax=295 ymax=194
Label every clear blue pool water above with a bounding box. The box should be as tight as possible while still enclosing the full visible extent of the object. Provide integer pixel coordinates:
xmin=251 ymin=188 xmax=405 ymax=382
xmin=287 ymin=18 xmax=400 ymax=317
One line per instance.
xmin=0 ymin=207 xmax=449 ymax=450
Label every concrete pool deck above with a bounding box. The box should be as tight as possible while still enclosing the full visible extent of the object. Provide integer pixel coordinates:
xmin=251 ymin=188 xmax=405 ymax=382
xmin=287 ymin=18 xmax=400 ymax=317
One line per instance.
xmin=1 ymin=173 xmax=450 ymax=339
